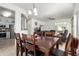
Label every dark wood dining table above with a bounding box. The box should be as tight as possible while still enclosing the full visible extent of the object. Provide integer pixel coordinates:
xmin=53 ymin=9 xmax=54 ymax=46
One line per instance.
xmin=25 ymin=35 xmax=64 ymax=56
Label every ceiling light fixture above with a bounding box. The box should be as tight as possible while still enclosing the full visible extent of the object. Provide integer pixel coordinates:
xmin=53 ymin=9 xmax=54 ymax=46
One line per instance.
xmin=34 ymin=12 xmax=38 ymax=16
xmin=33 ymin=8 xmax=37 ymax=13
xmin=2 ymin=11 xmax=12 ymax=17
xmin=28 ymin=3 xmax=38 ymax=16
xmin=28 ymin=10 xmax=32 ymax=15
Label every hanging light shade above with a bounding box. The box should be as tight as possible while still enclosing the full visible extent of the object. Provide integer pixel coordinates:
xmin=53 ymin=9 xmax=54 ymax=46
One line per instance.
xmin=33 ymin=3 xmax=38 ymax=16
xmin=33 ymin=8 xmax=37 ymax=13
xmin=28 ymin=3 xmax=38 ymax=16
xmin=28 ymin=10 xmax=32 ymax=15
xmin=33 ymin=8 xmax=38 ymax=16
xmin=34 ymin=11 xmax=38 ymax=16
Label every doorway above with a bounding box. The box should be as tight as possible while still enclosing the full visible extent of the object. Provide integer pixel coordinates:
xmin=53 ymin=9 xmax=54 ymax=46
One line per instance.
xmin=0 ymin=6 xmax=15 ymax=56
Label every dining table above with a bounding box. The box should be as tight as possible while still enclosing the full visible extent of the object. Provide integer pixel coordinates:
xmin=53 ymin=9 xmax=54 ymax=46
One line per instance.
xmin=25 ymin=34 xmax=65 ymax=56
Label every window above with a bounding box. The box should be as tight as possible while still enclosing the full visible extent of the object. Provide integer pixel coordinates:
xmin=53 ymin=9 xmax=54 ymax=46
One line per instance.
xmin=21 ymin=14 xmax=28 ymax=30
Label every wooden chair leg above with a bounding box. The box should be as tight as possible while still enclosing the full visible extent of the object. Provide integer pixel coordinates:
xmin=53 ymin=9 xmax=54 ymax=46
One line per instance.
xmin=21 ymin=52 xmax=23 ymax=56
xmin=64 ymin=51 xmax=68 ymax=56
xmin=56 ymin=43 xmax=59 ymax=49
xmin=25 ymin=48 xmax=28 ymax=56
xmin=71 ymin=49 xmax=76 ymax=56
xmin=21 ymin=47 xmax=24 ymax=56
xmin=16 ymin=46 xmax=19 ymax=56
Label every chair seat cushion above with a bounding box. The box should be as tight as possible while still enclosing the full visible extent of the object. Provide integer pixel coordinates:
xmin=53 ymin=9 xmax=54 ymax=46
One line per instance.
xmin=49 ymin=48 xmax=64 ymax=56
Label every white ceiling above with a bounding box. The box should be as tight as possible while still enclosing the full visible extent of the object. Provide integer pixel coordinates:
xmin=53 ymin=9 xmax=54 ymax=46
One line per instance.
xmin=0 ymin=7 xmax=15 ymax=19
xmin=12 ymin=3 xmax=75 ymax=20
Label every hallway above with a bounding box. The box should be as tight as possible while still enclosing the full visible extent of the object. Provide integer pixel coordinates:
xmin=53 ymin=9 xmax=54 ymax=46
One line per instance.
xmin=0 ymin=39 xmax=16 ymax=56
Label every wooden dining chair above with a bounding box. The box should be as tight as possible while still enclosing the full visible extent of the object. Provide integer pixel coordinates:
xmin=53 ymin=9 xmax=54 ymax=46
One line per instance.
xmin=23 ymin=35 xmax=36 ymax=56
xmin=64 ymin=33 xmax=73 ymax=55
xmin=15 ymin=33 xmax=21 ymax=56
xmin=45 ymin=32 xmax=55 ymax=37
xmin=26 ymin=35 xmax=46 ymax=56
xmin=22 ymin=34 xmax=28 ymax=56
xmin=34 ymin=32 xmax=43 ymax=36
xmin=49 ymin=33 xmax=74 ymax=56
xmin=70 ymin=37 xmax=78 ymax=55
xmin=15 ymin=33 xmax=26 ymax=56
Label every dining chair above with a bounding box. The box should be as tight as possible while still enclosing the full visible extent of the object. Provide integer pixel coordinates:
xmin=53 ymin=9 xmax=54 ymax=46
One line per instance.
xmin=45 ymin=32 xmax=55 ymax=37
xmin=23 ymin=35 xmax=36 ymax=56
xmin=62 ymin=30 xmax=68 ymax=42
xmin=15 ymin=33 xmax=21 ymax=56
xmin=70 ymin=37 xmax=78 ymax=55
xmin=64 ymin=33 xmax=73 ymax=55
xmin=26 ymin=34 xmax=46 ymax=56
xmin=15 ymin=33 xmax=25 ymax=56
xmin=22 ymin=34 xmax=28 ymax=56
xmin=49 ymin=33 xmax=75 ymax=56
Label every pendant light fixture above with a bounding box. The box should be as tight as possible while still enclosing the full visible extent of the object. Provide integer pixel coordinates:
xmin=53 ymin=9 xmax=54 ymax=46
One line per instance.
xmin=28 ymin=3 xmax=38 ymax=16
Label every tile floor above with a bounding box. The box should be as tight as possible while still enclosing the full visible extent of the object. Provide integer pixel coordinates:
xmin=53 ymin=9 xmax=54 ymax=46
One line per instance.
xmin=0 ymin=39 xmax=16 ymax=56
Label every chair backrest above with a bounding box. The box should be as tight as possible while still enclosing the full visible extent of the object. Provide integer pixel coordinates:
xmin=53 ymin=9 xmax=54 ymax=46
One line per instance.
xmin=71 ymin=38 xmax=78 ymax=49
xmin=49 ymin=33 xmax=75 ymax=56
xmin=64 ymin=33 xmax=73 ymax=55
xmin=15 ymin=33 xmax=21 ymax=40
xmin=70 ymin=38 xmax=79 ymax=55
xmin=62 ymin=30 xmax=68 ymax=41
xmin=34 ymin=32 xmax=43 ymax=36
xmin=45 ymin=32 xmax=55 ymax=37
xmin=63 ymin=30 xmax=68 ymax=36
xmin=22 ymin=34 xmax=27 ymax=43
xmin=15 ymin=33 xmax=21 ymax=45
